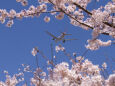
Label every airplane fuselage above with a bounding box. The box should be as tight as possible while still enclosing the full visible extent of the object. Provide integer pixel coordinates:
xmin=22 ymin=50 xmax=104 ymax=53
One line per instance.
xmin=55 ymin=34 xmax=65 ymax=42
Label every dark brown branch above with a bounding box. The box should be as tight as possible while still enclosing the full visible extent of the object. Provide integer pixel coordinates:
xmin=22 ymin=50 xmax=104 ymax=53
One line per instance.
xmin=48 ymin=0 xmax=109 ymax=35
xmin=73 ymin=3 xmax=115 ymax=29
xmin=103 ymin=21 xmax=115 ymax=28
xmin=48 ymin=0 xmax=93 ymax=29
xmin=59 ymin=8 xmax=93 ymax=29
xmin=73 ymin=3 xmax=92 ymax=15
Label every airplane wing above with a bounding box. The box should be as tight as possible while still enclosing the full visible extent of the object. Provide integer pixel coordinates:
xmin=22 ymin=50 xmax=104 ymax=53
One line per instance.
xmin=65 ymin=34 xmax=72 ymax=35
xmin=62 ymin=38 xmax=78 ymax=43
xmin=64 ymin=38 xmax=78 ymax=41
xmin=46 ymin=31 xmax=58 ymax=40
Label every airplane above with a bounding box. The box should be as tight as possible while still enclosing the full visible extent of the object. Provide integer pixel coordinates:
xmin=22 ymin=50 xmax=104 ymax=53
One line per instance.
xmin=46 ymin=31 xmax=77 ymax=43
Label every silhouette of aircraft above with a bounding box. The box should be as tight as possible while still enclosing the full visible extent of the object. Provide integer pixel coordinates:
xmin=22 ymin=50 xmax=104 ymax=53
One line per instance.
xmin=46 ymin=31 xmax=77 ymax=43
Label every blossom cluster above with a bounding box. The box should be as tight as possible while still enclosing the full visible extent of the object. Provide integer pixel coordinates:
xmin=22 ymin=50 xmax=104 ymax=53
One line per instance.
xmin=85 ymin=39 xmax=112 ymax=50
xmin=16 ymin=0 xmax=28 ymax=6
xmin=55 ymin=44 xmax=65 ymax=52
xmin=1 ymin=56 xmax=113 ymax=86
xmin=0 ymin=71 xmax=24 ymax=86
xmin=30 ymin=57 xmax=115 ymax=86
xmin=0 ymin=48 xmax=114 ymax=86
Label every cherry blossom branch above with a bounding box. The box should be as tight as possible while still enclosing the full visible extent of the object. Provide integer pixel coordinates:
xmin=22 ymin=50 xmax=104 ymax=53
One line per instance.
xmin=48 ymin=0 xmax=110 ymax=35
xmin=59 ymin=8 xmax=93 ymax=29
xmin=48 ymin=0 xmax=93 ymax=28
xmin=73 ymin=3 xmax=115 ymax=28
xmin=73 ymin=3 xmax=92 ymax=15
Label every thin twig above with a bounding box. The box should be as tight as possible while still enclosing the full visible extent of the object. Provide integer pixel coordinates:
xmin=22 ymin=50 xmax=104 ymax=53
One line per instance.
xmin=81 ymin=49 xmax=89 ymax=57
xmin=36 ymin=55 xmax=39 ymax=68
xmin=50 ymin=43 xmax=54 ymax=69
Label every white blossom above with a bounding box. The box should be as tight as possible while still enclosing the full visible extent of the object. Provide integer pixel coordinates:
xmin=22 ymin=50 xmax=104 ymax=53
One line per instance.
xmin=55 ymin=44 xmax=65 ymax=52
xmin=44 ymin=16 xmax=50 ymax=22
xmin=31 ymin=48 xmax=38 ymax=56
xmin=102 ymin=62 xmax=107 ymax=69
xmin=86 ymin=39 xmax=112 ymax=50
xmin=106 ymin=74 xmax=115 ymax=86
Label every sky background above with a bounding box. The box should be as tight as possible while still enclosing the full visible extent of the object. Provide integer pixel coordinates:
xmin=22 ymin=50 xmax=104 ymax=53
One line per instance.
xmin=0 ymin=0 xmax=115 ymax=85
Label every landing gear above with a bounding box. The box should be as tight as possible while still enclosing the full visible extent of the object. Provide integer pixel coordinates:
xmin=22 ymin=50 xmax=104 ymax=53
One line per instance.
xmin=52 ymin=38 xmax=55 ymax=40
xmin=63 ymin=40 xmax=65 ymax=43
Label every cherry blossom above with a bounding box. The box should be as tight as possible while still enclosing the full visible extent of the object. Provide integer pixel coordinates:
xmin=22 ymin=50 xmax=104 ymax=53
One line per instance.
xmin=55 ymin=44 xmax=65 ymax=52
xmin=31 ymin=47 xmax=39 ymax=56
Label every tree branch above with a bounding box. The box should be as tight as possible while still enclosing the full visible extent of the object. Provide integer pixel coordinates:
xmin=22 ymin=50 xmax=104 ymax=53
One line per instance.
xmin=48 ymin=0 xmax=109 ymax=35
xmin=73 ymin=3 xmax=115 ymax=28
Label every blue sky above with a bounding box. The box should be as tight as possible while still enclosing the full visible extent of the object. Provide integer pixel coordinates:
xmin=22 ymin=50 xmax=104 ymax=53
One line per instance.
xmin=0 ymin=0 xmax=114 ymax=84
